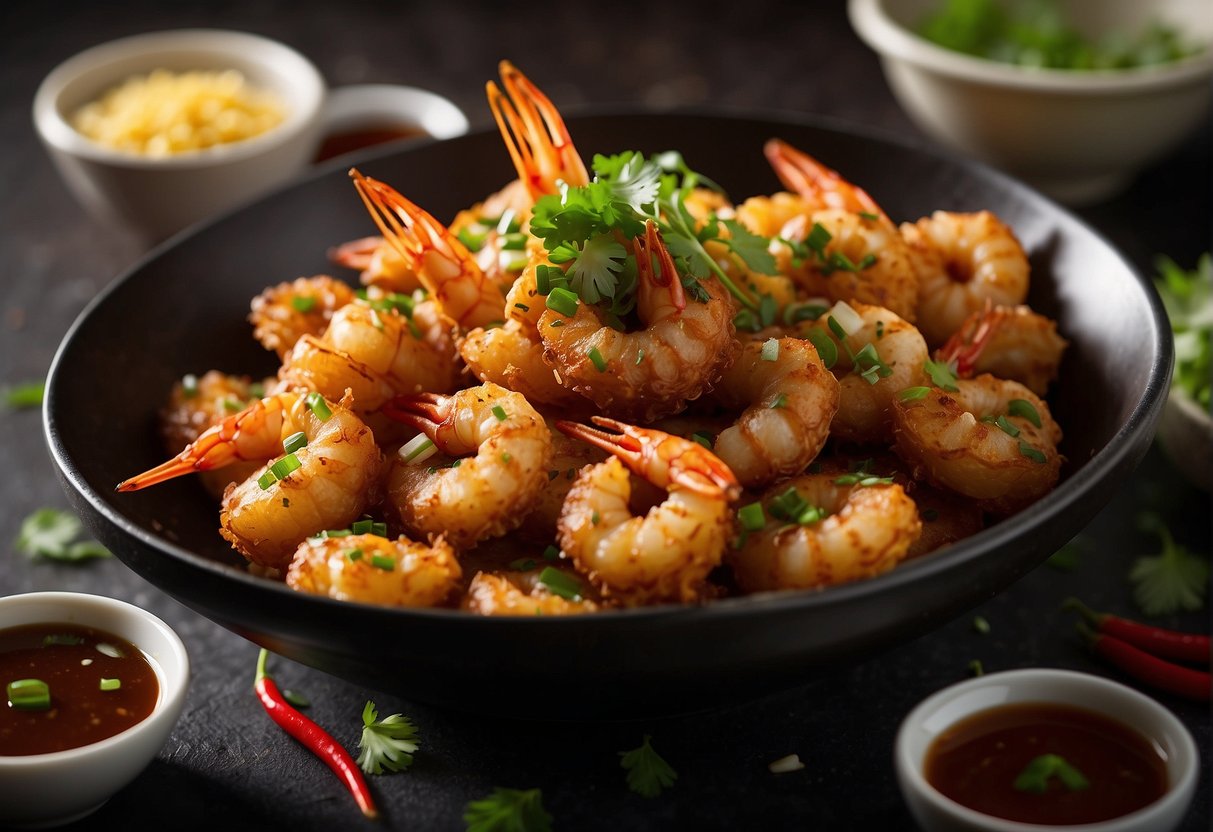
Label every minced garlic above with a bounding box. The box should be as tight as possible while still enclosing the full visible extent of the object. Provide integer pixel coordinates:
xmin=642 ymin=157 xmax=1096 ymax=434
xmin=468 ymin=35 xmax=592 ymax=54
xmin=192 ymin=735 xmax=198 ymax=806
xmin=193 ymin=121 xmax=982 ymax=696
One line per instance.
xmin=72 ymin=68 xmax=286 ymax=157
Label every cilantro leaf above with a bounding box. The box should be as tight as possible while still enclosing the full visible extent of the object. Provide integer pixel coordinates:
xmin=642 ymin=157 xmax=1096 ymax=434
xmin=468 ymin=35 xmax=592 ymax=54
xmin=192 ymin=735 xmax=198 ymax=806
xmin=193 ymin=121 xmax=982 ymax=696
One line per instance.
xmin=1130 ymin=514 xmax=1209 ymax=615
xmin=568 ymin=235 xmax=627 ymax=303
xmin=596 ymin=151 xmax=662 ymax=211
xmin=463 ymin=787 xmax=552 ymax=832
xmin=619 ymin=734 xmax=678 ymax=798
xmin=15 ymin=509 xmax=111 ymax=562
xmin=924 ymin=358 xmax=960 ymax=391
xmin=356 ymin=700 xmax=419 ymax=775
xmin=1013 ymin=754 xmax=1090 ymax=794
xmin=720 ymin=220 xmax=778 ymax=276
xmin=3 ymin=381 xmax=45 ymax=409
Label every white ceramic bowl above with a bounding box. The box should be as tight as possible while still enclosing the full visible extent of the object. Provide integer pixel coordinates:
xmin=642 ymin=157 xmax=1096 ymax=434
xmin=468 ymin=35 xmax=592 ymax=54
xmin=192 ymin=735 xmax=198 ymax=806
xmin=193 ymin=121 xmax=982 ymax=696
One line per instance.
xmin=895 ymin=668 xmax=1199 ymax=832
xmin=33 ymin=29 xmax=326 ymax=242
xmin=849 ymin=0 xmax=1213 ymax=204
xmin=0 ymin=592 xmax=190 ymax=828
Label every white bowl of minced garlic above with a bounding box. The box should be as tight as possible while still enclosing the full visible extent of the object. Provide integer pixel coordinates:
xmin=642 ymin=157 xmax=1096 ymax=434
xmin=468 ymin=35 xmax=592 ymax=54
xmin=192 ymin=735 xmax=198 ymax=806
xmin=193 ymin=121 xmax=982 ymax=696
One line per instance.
xmin=34 ymin=29 xmax=325 ymax=242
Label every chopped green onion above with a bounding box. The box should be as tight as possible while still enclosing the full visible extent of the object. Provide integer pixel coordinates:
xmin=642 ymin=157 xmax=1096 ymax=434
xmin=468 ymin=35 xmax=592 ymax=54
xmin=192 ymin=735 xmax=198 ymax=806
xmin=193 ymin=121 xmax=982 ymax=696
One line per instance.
xmin=635 ymin=349 xmax=645 ymax=366
xmin=537 ymin=567 xmax=582 ymax=601
xmin=372 ymin=522 xmax=388 ymax=537
xmin=42 ymin=634 xmax=83 ymax=646
xmin=1019 ymin=442 xmax=1047 ymax=464
xmin=501 ymin=452 xmax=512 ymax=464
xmin=924 ymin=359 xmax=960 ymax=392
xmin=370 ymin=555 xmax=395 ymax=571
xmin=898 ymin=386 xmax=930 ymax=402
xmin=248 ymin=382 xmax=266 ymax=399
xmin=738 ymin=502 xmax=766 ymax=532
xmin=317 ymin=528 xmax=352 ymax=539
xmin=588 ymin=347 xmax=607 ymax=373
xmin=1008 ymin=398 xmax=1043 ymax=428
xmin=292 ymin=296 xmax=317 ymax=313
xmin=858 ymin=211 xmax=880 ymax=222
xmin=806 ymin=328 xmax=838 ymax=370
xmin=492 ymin=405 xmax=508 ymax=421
xmin=690 ymin=431 xmax=713 ymax=449
xmin=501 ymin=232 xmax=528 ymax=251
xmin=457 ymin=228 xmax=487 ymax=251
xmin=258 ymin=470 xmax=278 ymax=490
xmin=536 ymin=264 xmax=568 ymax=296
xmin=545 ymin=286 xmax=579 ymax=317
xmin=510 ymin=558 xmax=538 ymax=571
xmin=994 ymin=415 xmax=1021 ymax=437
xmin=7 ymin=678 xmax=50 ymax=710
xmin=305 ymin=392 xmax=332 ymax=422
xmin=591 ymin=510 xmax=601 ymax=526
xmin=269 ymin=453 xmax=302 ymax=481
xmin=399 ymin=434 xmax=437 ymax=464
xmin=806 ymin=222 xmax=832 ymax=253
xmin=543 ymin=545 xmax=560 ymax=561
xmin=347 ymin=548 xmax=364 ymax=561
xmin=351 ymin=519 xmax=373 ymax=535
xmin=761 ymin=338 xmax=780 ymax=362
xmin=770 ymin=393 xmax=787 ymax=409
xmin=182 ymin=374 xmax=199 ymax=398
xmin=283 ymin=431 xmax=308 ymax=454
xmin=783 ymin=302 xmax=827 ymax=325
xmin=973 ymin=616 xmax=991 ymax=635
xmin=222 ymin=397 xmax=243 ymax=413
xmin=99 ymin=677 xmax=121 ymax=692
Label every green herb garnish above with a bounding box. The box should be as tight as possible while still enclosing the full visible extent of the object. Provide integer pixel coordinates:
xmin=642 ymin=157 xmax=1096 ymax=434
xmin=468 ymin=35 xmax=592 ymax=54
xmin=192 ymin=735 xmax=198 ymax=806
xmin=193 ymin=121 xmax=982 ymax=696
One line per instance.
xmin=1130 ymin=512 xmax=1209 ymax=615
xmin=1014 ymin=754 xmax=1090 ymax=794
xmin=356 ymin=701 xmax=419 ymax=775
xmin=464 ymin=788 xmax=552 ymax=832
xmin=3 ymin=381 xmax=45 ymax=409
xmin=620 ymin=734 xmax=678 ymax=797
xmin=15 ymin=508 xmax=111 ymax=562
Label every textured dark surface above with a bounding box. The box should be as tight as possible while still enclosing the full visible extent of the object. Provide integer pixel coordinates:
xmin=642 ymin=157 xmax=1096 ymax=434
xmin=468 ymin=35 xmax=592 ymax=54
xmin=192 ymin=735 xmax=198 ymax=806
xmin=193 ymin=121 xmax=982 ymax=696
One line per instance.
xmin=1 ymin=1 xmax=1209 ymax=830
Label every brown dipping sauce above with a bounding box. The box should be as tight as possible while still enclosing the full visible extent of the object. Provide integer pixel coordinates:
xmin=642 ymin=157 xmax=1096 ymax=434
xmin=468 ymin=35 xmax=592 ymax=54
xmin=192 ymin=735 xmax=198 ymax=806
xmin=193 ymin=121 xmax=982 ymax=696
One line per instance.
xmin=925 ymin=702 xmax=1168 ymax=825
xmin=314 ymin=124 xmax=428 ymax=162
xmin=1 ymin=623 xmax=160 ymax=756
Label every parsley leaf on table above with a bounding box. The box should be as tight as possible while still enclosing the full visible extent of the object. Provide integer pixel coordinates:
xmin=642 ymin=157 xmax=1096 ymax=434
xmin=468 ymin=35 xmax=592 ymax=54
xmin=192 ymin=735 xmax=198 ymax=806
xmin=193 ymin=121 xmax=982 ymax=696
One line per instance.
xmin=15 ymin=508 xmax=111 ymax=562
xmin=619 ymin=734 xmax=678 ymax=798
xmin=356 ymin=701 xmax=419 ymax=774
xmin=1130 ymin=512 xmax=1209 ymax=616
xmin=463 ymin=787 xmax=552 ymax=832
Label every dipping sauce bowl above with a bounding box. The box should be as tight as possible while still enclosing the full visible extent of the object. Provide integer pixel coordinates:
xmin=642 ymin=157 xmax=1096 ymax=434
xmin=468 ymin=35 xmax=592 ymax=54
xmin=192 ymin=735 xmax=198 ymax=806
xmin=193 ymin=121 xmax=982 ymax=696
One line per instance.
xmin=0 ymin=592 xmax=189 ymax=828
xmin=895 ymin=668 xmax=1199 ymax=832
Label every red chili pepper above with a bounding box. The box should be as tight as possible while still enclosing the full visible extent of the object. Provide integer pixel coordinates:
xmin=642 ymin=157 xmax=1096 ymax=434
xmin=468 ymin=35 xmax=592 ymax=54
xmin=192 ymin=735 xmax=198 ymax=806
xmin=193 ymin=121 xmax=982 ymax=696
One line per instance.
xmin=254 ymin=649 xmax=378 ymax=819
xmin=1064 ymin=598 xmax=1210 ymax=665
xmin=1078 ymin=623 xmax=1212 ymax=702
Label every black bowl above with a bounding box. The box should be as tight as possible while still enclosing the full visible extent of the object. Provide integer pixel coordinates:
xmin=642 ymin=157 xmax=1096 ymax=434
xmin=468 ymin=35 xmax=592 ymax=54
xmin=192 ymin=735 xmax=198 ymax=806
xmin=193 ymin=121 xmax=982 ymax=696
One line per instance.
xmin=45 ymin=111 xmax=1171 ymax=718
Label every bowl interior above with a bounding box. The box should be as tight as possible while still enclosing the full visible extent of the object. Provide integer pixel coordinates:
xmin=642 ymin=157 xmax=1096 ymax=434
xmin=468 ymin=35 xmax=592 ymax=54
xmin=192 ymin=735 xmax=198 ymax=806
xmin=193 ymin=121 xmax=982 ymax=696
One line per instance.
xmin=322 ymin=85 xmax=470 ymax=141
xmin=44 ymin=112 xmax=1170 ymax=715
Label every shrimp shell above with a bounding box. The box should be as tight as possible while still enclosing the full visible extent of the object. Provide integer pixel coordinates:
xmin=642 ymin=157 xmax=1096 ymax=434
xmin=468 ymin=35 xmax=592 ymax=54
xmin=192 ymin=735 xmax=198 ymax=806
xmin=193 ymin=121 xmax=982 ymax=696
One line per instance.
xmin=286 ymin=533 xmax=461 ymax=608
xmin=463 ymin=570 xmax=598 ymax=616
xmin=249 ymin=275 xmax=356 ymax=358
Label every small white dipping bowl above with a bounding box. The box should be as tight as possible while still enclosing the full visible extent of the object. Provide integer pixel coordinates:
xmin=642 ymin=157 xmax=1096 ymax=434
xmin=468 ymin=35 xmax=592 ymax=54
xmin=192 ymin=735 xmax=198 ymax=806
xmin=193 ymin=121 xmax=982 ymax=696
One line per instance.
xmin=0 ymin=592 xmax=190 ymax=829
xmin=33 ymin=29 xmax=326 ymax=242
xmin=849 ymin=0 xmax=1213 ymax=204
xmin=318 ymin=83 xmax=469 ymax=161
xmin=895 ymin=668 xmax=1199 ymax=832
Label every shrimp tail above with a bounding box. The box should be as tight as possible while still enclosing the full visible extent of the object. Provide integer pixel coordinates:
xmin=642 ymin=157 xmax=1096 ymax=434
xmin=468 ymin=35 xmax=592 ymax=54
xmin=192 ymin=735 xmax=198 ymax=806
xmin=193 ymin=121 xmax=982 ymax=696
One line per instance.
xmin=635 ymin=220 xmax=686 ymax=317
xmin=116 ymin=408 xmax=262 ymax=491
xmin=935 ymin=299 xmax=997 ymax=378
xmin=486 ymin=60 xmax=589 ymax=202
xmin=351 ymin=171 xmax=467 ymax=270
xmin=380 ymin=392 xmax=449 ymax=435
xmin=764 ymin=138 xmax=889 ymax=226
xmin=556 ymin=416 xmax=739 ymax=500
xmin=327 ymin=235 xmax=382 ymax=271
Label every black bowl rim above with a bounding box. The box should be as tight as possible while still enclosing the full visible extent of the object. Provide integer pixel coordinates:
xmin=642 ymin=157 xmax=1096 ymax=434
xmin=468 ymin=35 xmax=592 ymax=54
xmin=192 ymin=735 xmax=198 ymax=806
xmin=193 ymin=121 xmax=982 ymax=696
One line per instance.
xmin=44 ymin=105 xmax=1174 ymax=628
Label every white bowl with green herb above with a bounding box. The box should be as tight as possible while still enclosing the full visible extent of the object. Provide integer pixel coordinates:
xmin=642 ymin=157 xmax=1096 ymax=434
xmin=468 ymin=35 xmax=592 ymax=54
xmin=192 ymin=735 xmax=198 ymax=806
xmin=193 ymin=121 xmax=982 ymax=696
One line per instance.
xmin=0 ymin=592 xmax=189 ymax=828
xmin=849 ymin=0 xmax=1213 ymax=204
xmin=1153 ymin=254 xmax=1211 ymax=491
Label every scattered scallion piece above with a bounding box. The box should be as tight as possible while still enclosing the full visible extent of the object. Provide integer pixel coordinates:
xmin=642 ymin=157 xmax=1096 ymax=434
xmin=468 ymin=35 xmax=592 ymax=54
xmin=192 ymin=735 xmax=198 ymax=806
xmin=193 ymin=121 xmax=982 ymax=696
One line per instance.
xmin=587 ymin=347 xmax=607 ymax=373
xmin=1008 ymin=398 xmax=1042 ymax=428
xmin=269 ymin=453 xmax=302 ymax=481
xmin=510 ymin=558 xmax=538 ymax=572
xmin=761 ymin=338 xmax=780 ymax=362
xmin=399 ymin=434 xmax=437 ymax=464
xmin=993 ymin=415 xmax=1020 ymax=438
xmin=370 ymin=555 xmax=395 ymax=572
xmin=491 ymin=404 xmax=508 ymax=421
xmin=545 ymin=287 xmax=579 ymax=318
xmin=898 ymin=386 xmax=930 ymax=402
xmin=1018 ymin=442 xmax=1047 ymax=463
xmin=258 ymin=470 xmax=278 ymax=490
xmin=99 ymin=677 xmax=121 ymax=692
xmin=738 ymin=502 xmax=766 ymax=532
xmin=305 ymin=392 xmax=332 ymax=422
xmin=347 ymin=548 xmax=364 ymax=562
xmin=769 ymin=392 xmax=788 ymax=409
xmin=7 ymin=678 xmax=50 ymax=710
xmin=924 ymin=359 xmax=960 ymax=391
xmin=292 ymin=296 xmax=317 ymax=313
xmin=351 ymin=518 xmax=373 ymax=535
xmin=542 ymin=545 xmax=560 ymax=561
xmin=283 ymin=431 xmax=308 ymax=454
xmin=537 ymin=567 xmax=582 ymax=601
xmin=972 ymin=616 xmax=991 ymax=635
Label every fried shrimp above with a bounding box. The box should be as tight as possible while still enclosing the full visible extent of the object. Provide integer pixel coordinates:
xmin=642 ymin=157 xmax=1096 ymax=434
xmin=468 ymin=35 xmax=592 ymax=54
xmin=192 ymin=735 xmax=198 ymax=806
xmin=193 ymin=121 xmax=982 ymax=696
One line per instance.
xmin=517 ymin=423 xmax=606 ymax=544
xmin=936 ymin=302 xmax=1067 ymax=396
xmin=764 ymin=138 xmax=890 ymax=223
xmin=710 ymin=337 xmax=839 ymax=488
xmin=806 ymin=301 xmax=928 ymax=445
xmin=249 ymin=275 xmax=357 ymax=358
xmin=729 ymin=474 xmax=921 ymax=592
xmin=460 ymin=256 xmax=585 ymax=408
xmin=903 ymin=210 xmax=1031 ymax=347
xmin=352 ymin=171 xmax=506 ymax=331
xmin=892 ymin=375 xmax=1062 ymax=516
xmin=538 ymin=221 xmax=736 ymax=422
xmin=555 ymin=417 xmax=740 ymax=606
xmin=328 ymin=235 xmax=423 ymax=294
xmin=285 ymin=532 xmax=461 ymax=608
xmin=383 ymin=382 xmax=552 ymax=549
xmin=159 ymin=370 xmax=274 ymax=498
xmin=463 ymin=570 xmax=598 ymax=616
xmin=118 ymin=392 xmax=382 ymax=570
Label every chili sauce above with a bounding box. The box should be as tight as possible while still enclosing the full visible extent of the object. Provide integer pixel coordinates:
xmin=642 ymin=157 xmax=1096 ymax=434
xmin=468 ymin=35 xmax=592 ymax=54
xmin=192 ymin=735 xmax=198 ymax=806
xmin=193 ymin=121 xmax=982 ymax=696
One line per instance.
xmin=1 ymin=623 xmax=160 ymax=756
xmin=925 ymin=702 xmax=1168 ymax=825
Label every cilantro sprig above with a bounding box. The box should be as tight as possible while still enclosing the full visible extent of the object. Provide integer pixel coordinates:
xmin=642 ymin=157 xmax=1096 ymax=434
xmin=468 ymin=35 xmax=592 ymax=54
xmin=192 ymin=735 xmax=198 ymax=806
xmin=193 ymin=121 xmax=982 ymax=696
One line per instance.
xmin=529 ymin=151 xmax=779 ymax=315
xmin=463 ymin=787 xmax=552 ymax=832
xmin=356 ymin=701 xmax=420 ymax=775
xmin=619 ymin=734 xmax=678 ymax=798
xmin=15 ymin=508 xmax=111 ymax=562
xmin=1153 ymin=253 xmax=1211 ymax=407
xmin=1130 ymin=512 xmax=1209 ymax=615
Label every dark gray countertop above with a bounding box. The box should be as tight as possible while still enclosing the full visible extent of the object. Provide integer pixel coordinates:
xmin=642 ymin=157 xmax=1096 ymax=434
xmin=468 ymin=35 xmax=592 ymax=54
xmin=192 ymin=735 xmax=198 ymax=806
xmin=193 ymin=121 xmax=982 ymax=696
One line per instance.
xmin=2 ymin=1 xmax=1209 ymax=829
